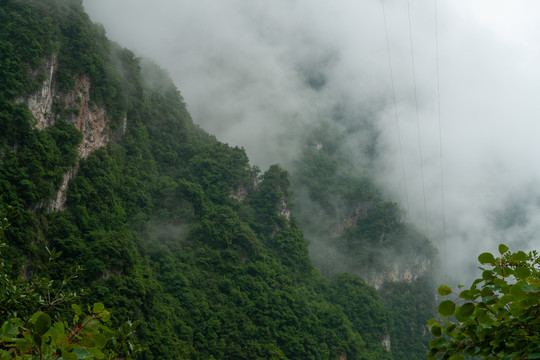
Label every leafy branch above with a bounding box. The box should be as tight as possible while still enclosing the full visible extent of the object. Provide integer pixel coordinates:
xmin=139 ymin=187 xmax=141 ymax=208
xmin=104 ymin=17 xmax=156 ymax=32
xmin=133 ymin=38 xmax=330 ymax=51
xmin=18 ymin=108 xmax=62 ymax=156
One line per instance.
xmin=427 ymin=244 xmax=540 ymax=359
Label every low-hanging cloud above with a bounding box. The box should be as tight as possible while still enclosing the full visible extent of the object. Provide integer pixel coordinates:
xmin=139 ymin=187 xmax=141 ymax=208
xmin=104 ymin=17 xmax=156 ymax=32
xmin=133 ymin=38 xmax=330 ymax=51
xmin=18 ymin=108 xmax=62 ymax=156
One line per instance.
xmin=83 ymin=0 xmax=540 ymax=283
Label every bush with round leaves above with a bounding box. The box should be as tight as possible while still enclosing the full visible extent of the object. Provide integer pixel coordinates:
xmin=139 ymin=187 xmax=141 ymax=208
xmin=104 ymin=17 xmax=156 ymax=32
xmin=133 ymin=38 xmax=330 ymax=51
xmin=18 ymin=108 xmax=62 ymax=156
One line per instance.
xmin=427 ymin=244 xmax=540 ymax=359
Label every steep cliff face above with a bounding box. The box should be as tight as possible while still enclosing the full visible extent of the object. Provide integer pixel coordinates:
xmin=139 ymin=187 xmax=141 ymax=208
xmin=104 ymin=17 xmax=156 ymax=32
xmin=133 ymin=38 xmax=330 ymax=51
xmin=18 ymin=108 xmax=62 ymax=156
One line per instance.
xmin=364 ymin=257 xmax=431 ymax=290
xmin=62 ymin=74 xmax=112 ymax=158
xmin=18 ymin=55 xmax=119 ymax=210
xmin=333 ymin=205 xmax=431 ymax=288
xmin=21 ymin=55 xmax=113 ymax=158
xmin=23 ymin=54 xmax=57 ymax=130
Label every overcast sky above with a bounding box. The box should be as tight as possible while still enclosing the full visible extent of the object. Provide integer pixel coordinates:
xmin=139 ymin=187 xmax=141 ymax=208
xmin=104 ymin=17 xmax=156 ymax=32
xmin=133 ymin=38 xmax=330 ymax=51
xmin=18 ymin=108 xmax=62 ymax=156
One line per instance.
xmin=83 ymin=0 xmax=540 ymax=282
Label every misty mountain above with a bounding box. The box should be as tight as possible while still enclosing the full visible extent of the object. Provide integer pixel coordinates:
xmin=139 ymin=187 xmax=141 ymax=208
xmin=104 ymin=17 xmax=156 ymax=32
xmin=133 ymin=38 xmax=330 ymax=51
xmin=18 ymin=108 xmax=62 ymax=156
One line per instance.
xmin=0 ymin=0 xmax=435 ymax=359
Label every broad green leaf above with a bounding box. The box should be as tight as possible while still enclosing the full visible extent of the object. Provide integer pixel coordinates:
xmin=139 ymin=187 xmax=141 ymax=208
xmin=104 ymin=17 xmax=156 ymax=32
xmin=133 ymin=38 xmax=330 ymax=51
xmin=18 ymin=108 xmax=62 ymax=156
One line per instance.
xmin=498 ymin=244 xmax=509 ymax=255
xmin=499 ymin=294 xmax=514 ymax=306
xmin=482 ymin=295 xmax=499 ymax=305
xmin=438 ymin=300 xmax=455 ymax=317
xmin=95 ymin=333 xmax=108 ymax=348
xmin=514 ymin=267 xmax=531 ymax=280
xmin=482 ymin=270 xmax=493 ymax=280
xmin=429 ymin=337 xmax=446 ymax=349
xmin=459 ymin=289 xmax=478 ymax=300
xmin=34 ymin=312 xmax=51 ymax=337
xmin=478 ymin=252 xmax=495 ymax=264
xmin=438 ymin=285 xmax=452 ymax=296
xmin=87 ymin=347 xmax=105 ymax=359
xmin=509 ymin=301 xmax=527 ymax=317
xmin=92 ymin=302 xmax=105 ymax=314
xmin=53 ymin=321 xmax=65 ymax=334
xmin=30 ymin=311 xmax=43 ymax=324
xmin=455 ymin=303 xmax=475 ymax=322
xmin=72 ymin=304 xmax=82 ymax=316
xmin=430 ymin=324 xmax=442 ymax=337
xmin=513 ymin=251 xmax=527 ymax=261
xmin=444 ymin=323 xmax=456 ymax=334
xmin=522 ymin=284 xmax=539 ymax=293
xmin=73 ymin=347 xmax=92 ymax=359
xmin=100 ymin=310 xmax=110 ymax=322
xmin=492 ymin=277 xmax=507 ymax=287
xmin=510 ymin=282 xmax=526 ymax=296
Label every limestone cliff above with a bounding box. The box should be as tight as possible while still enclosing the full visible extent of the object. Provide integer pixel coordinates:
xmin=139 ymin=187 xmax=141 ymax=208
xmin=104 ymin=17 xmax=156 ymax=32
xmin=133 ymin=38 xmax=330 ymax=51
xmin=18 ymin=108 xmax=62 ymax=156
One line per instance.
xmin=24 ymin=54 xmax=57 ymax=130
xmin=363 ymin=256 xmax=431 ymax=290
xmin=18 ymin=55 xmax=123 ymax=210
xmin=330 ymin=203 xmax=431 ymax=289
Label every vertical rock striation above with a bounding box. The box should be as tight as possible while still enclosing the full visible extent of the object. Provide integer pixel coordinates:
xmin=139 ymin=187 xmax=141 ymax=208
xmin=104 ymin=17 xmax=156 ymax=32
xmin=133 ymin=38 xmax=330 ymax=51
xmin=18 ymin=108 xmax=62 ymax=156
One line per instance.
xmin=19 ymin=55 xmax=121 ymax=210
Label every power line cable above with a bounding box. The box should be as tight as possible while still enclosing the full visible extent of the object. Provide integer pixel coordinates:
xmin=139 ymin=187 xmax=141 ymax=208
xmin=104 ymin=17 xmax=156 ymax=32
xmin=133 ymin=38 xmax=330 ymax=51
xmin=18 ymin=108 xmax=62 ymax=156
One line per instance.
xmin=407 ymin=0 xmax=430 ymax=239
xmin=435 ymin=0 xmax=448 ymax=281
xmin=381 ymin=0 xmax=410 ymax=217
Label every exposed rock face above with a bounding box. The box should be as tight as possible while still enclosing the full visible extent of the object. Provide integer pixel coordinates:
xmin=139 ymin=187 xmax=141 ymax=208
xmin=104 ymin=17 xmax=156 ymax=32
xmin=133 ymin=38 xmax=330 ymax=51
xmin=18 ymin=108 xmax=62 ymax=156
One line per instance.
xmin=270 ymin=197 xmax=292 ymax=237
xmin=230 ymin=171 xmax=258 ymax=202
xmin=24 ymin=54 xmax=57 ymax=130
xmin=330 ymin=204 xmax=430 ymax=289
xmin=335 ymin=205 xmax=370 ymax=236
xmin=230 ymin=186 xmax=249 ymax=202
xmin=19 ymin=55 xmax=121 ymax=210
xmin=277 ymin=198 xmax=291 ymax=223
xmin=381 ymin=333 xmax=392 ymax=352
xmin=364 ymin=257 xmax=431 ymax=290
xmin=49 ymin=165 xmax=78 ymax=211
xmin=64 ymin=74 xmax=110 ymax=159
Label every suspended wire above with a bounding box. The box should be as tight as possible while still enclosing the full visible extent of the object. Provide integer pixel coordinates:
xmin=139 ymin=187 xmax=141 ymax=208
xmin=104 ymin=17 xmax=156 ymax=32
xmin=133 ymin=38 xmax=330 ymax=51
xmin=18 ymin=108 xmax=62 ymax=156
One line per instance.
xmin=435 ymin=0 xmax=448 ymax=281
xmin=380 ymin=0 xmax=410 ymax=217
xmin=406 ymin=0 xmax=430 ymax=239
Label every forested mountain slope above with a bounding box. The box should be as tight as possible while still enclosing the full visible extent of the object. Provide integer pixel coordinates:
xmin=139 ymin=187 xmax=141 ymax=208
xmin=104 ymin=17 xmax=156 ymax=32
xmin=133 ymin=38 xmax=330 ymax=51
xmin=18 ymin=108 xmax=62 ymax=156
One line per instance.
xmin=0 ymin=0 xmax=434 ymax=358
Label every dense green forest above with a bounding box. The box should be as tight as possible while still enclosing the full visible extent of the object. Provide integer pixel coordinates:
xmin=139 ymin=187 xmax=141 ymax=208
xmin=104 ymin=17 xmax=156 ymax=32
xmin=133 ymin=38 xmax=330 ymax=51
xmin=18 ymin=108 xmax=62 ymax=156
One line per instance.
xmin=289 ymin=119 xmax=436 ymax=358
xmin=0 ymin=0 xmax=436 ymax=358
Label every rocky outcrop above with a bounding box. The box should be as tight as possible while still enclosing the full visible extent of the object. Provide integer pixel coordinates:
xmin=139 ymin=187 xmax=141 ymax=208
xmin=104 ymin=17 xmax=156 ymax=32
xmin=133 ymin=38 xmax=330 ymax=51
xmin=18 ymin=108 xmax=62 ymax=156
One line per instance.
xmin=230 ymin=170 xmax=258 ymax=202
xmin=381 ymin=333 xmax=391 ymax=352
xmin=23 ymin=54 xmax=57 ymax=130
xmin=49 ymin=165 xmax=78 ymax=211
xmin=270 ymin=197 xmax=292 ymax=237
xmin=277 ymin=198 xmax=291 ymax=223
xmin=63 ymin=74 xmax=111 ymax=158
xmin=364 ymin=257 xmax=431 ymax=290
xmin=19 ymin=55 xmax=123 ymax=210
xmin=335 ymin=205 xmax=370 ymax=236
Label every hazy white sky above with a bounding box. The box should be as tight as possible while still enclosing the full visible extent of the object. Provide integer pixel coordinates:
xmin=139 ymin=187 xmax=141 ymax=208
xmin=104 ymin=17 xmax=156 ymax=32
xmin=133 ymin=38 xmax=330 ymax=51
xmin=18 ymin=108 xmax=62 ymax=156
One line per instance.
xmin=83 ymin=0 xmax=540 ymax=281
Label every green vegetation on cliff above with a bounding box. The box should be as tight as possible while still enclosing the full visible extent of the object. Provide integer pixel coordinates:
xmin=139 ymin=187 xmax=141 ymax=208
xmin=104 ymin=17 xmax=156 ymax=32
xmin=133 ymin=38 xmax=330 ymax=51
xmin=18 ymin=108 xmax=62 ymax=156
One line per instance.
xmin=290 ymin=120 xmax=436 ymax=358
xmin=0 ymin=0 xmax=436 ymax=359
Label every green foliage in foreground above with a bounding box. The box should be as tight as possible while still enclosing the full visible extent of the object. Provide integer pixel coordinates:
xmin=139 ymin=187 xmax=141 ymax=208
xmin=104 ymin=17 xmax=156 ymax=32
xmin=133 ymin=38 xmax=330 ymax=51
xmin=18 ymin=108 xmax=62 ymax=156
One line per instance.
xmin=428 ymin=245 xmax=540 ymax=359
xmin=0 ymin=221 xmax=142 ymax=359
xmin=0 ymin=305 xmax=141 ymax=360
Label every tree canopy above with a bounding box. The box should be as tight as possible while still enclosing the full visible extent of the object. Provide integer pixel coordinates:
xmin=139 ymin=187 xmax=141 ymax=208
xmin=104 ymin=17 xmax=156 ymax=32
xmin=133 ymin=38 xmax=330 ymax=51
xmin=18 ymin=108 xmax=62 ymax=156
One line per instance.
xmin=0 ymin=0 xmax=437 ymax=358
